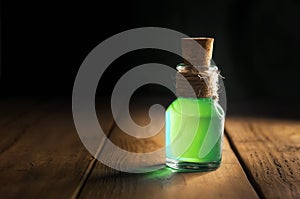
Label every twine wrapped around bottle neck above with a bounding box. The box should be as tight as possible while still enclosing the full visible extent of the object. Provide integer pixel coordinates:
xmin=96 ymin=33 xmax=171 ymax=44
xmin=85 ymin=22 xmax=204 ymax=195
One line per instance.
xmin=175 ymin=64 xmax=220 ymax=101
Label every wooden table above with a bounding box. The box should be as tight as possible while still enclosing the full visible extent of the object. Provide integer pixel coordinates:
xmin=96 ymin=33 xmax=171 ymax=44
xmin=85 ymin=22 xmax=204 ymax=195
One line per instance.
xmin=0 ymin=98 xmax=299 ymax=199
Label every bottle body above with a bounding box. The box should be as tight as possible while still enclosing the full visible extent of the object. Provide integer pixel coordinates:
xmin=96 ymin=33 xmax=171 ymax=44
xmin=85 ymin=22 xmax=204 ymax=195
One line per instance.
xmin=165 ymin=97 xmax=225 ymax=171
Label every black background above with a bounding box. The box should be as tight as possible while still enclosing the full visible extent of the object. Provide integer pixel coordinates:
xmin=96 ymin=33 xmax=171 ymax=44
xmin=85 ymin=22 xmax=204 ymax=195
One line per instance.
xmin=2 ymin=0 xmax=300 ymax=113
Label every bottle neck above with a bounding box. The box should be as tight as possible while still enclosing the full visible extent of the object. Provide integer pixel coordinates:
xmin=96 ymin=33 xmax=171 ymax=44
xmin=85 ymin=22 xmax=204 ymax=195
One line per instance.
xmin=175 ymin=63 xmax=220 ymax=100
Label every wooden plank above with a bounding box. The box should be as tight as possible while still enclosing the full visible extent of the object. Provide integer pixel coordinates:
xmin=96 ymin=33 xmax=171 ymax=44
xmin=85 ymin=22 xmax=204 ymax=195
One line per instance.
xmin=0 ymin=97 xmax=40 ymax=127
xmin=0 ymin=99 xmax=53 ymax=154
xmin=79 ymin=106 xmax=259 ymax=199
xmin=0 ymin=99 xmax=114 ymax=199
xmin=70 ymin=98 xmax=116 ymax=199
xmin=225 ymin=117 xmax=300 ymax=199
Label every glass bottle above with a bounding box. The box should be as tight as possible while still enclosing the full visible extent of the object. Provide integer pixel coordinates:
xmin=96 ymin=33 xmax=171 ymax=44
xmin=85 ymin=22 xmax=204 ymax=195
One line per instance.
xmin=165 ymin=38 xmax=225 ymax=171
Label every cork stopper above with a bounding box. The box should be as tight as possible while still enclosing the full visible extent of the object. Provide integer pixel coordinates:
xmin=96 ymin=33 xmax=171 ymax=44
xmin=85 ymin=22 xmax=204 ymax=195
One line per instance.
xmin=181 ymin=37 xmax=214 ymax=67
xmin=176 ymin=37 xmax=219 ymax=100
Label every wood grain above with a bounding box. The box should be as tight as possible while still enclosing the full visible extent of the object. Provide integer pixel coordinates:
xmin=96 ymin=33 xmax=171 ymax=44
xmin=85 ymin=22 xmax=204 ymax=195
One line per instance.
xmin=0 ymin=99 xmax=114 ymax=199
xmin=4 ymin=98 xmax=298 ymax=199
xmin=0 ymin=99 xmax=53 ymax=155
xmin=0 ymin=98 xmax=40 ymax=127
xmin=79 ymin=107 xmax=259 ymax=199
xmin=226 ymin=117 xmax=300 ymax=199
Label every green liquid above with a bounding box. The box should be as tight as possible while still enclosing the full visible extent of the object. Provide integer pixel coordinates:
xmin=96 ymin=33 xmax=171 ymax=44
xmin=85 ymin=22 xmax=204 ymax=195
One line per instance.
xmin=166 ymin=97 xmax=225 ymax=171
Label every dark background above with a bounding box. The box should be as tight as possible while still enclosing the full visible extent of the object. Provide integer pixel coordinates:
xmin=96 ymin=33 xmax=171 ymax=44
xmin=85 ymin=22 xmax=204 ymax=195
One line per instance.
xmin=1 ymin=0 xmax=300 ymax=114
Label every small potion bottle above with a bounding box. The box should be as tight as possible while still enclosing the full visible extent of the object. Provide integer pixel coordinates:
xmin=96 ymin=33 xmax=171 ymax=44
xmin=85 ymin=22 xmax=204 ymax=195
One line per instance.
xmin=166 ymin=38 xmax=225 ymax=171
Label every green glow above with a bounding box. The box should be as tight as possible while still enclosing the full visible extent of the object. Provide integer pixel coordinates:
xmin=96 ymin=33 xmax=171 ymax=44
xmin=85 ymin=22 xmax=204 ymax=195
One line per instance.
xmin=144 ymin=167 xmax=175 ymax=179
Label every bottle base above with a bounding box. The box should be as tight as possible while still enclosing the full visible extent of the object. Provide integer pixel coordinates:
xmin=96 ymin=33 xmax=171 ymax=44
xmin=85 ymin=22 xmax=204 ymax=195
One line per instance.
xmin=166 ymin=158 xmax=221 ymax=172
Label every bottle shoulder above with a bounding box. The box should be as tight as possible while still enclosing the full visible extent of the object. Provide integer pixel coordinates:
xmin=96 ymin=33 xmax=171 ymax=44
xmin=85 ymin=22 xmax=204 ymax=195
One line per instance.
xmin=167 ymin=97 xmax=224 ymax=118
